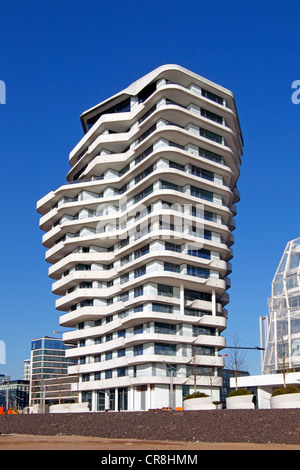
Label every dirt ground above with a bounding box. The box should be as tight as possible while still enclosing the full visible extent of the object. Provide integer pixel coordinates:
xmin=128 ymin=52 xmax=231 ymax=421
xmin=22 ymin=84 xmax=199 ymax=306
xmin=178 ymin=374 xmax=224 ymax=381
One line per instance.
xmin=0 ymin=434 xmax=300 ymax=450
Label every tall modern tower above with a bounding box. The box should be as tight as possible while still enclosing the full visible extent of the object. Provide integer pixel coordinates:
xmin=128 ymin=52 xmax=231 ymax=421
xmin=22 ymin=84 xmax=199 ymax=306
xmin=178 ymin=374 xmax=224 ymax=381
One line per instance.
xmin=262 ymin=238 xmax=300 ymax=375
xmin=37 ymin=65 xmax=243 ymax=411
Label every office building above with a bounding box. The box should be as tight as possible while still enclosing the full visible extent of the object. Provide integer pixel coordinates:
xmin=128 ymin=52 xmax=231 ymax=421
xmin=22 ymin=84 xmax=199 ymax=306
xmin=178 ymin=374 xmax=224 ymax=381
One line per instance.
xmin=37 ymin=65 xmax=243 ymax=411
xmin=0 ymin=377 xmax=29 ymax=411
xmin=29 ymin=337 xmax=71 ymax=405
xmin=23 ymin=359 xmax=31 ymax=381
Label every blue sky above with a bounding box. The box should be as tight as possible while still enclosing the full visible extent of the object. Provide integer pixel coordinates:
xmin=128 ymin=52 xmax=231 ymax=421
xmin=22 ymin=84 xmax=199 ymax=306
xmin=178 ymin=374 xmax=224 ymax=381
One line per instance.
xmin=0 ymin=0 xmax=300 ymax=379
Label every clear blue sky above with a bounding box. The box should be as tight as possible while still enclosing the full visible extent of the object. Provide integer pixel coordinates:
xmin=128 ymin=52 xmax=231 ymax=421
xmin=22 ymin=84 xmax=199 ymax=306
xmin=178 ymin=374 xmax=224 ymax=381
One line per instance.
xmin=1 ymin=0 xmax=300 ymax=379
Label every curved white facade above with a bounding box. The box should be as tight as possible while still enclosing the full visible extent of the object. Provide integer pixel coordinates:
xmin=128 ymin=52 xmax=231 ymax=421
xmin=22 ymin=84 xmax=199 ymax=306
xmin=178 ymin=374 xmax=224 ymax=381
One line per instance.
xmin=37 ymin=65 xmax=243 ymax=411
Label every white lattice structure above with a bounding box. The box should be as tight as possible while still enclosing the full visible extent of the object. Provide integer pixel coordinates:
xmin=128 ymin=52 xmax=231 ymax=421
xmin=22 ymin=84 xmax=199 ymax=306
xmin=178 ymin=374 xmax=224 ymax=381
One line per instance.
xmin=262 ymin=238 xmax=300 ymax=374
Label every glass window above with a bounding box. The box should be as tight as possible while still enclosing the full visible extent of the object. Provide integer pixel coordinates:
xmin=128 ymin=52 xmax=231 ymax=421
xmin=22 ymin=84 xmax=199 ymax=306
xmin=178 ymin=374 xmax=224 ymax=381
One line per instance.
xmin=191 ymin=186 xmax=213 ymax=202
xmin=134 ymin=244 xmax=149 ymax=259
xmin=188 ymin=248 xmax=211 ymax=259
xmin=134 ymin=344 xmax=143 ymax=356
xmin=118 ymin=348 xmax=125 ymax=357
xmin=198 ymin=147 xmax=223 ymax=164
xmin=200 ymin=127 xmax=223 ymax=144
xmin=201 ymin=89 xmax=224 ymax=105
xmin=157 ymin=284 xmax=173 ymax=297
xmin=134 ymin=325 xmax=143 ymax=335
xmin=165 ymin=241 xmax=182 ymax=253
xmin=155 ymin=322 xmax=176 ymax=335
xmin=184 ymin=289 xmax=211 ymax=302
xmin=117 ymin=368 xmax=126 ymax=377
xmin=187 ymin=265 xmax=210 ymax=278
xmin=201 ymin=108 xmax=223 ymax=124
xmin=134 ymin=286 xmax=144 ymax=297
xmin=164 ymin=262 xmax=180 ymax=273
xmin=152 ymin=303 xmax=173 ymax=313
xmin=134 ymin=265 xmax=146 ymax=278
xmin=154 ymin=342 xmax=176 ymax=356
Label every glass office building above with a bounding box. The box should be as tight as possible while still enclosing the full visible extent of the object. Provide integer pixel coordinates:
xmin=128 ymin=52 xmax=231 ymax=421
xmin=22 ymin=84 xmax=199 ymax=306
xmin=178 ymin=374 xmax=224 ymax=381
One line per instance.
xmin=30 ymin=337 xmax=71 ymax=404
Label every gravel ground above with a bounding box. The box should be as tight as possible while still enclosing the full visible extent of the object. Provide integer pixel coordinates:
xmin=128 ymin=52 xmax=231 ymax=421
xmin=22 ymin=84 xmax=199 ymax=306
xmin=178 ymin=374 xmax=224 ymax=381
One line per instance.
xmin=1 ymin=409 xmax=300 ymax=446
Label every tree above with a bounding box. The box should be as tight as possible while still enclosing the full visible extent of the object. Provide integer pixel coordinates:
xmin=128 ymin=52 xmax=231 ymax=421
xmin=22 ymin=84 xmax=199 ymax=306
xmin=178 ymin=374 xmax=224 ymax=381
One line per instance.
xmin=225 ymin=332 xmax=248 ymax=390
xmin=276 ymin=317 xmax=290 ymax=388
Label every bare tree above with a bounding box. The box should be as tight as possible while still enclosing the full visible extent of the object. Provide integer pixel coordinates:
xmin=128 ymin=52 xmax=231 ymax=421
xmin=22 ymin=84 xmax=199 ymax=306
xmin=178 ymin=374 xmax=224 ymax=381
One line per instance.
xmin=276 ymin=317 xmax=290 ymax=388
xmin=186 ymin=344 xmax=212 ymax=395
xmin=225 ymin=332 xmax=248 ymax=390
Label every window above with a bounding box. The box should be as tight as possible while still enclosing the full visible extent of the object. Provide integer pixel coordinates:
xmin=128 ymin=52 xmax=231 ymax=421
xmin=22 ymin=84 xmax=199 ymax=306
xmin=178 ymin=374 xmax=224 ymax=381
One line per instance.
xmin=154 ymin=342 xmax=176 ymax=356
xmin=120 ymin=291 xmax=129 ymax=302
xmin=198 ymin=147 xmax=223 ymax=164
xmin=286 ymin=275 xmax=298 ymax=289
xmin=191 ymin=165 xmax=214 ymax=181
xmin=134 ymin=185 xmax=153 ymax=204
xmin=184 ymin=289 xmax=211 ymax=302
xmin=134 ymin=305 xmax=143 ymax=312
xmin=134 ymin=265 xmax=146 ymax=278
xmin=188 ymin=248 xmax=211 ymax=259
xmin=191 ymin=185 xmax=214 ymax=202
xmin=134 ymin=244 xmax=149 ymax=259
xmin=201 ymin=108 xmax=223 ymax=124
xmin=165 ymin=241 xmax=182 ymax=253
xmin=75 ymin=264 xmax=91 ymax=271
xmin=135 ymin=164 xmax=153 ymax=184
xmin=134 ymin=344 xmax=143 ymax=356
xmin=121 ymin=255 xmax=130 ymax=266
xmin=161 ymin=180 xmax=183 ymax=192
xmin=200 ymin=128 xmax=223 ymax=144
xmin=164 ymin=262 xmax=180 ymax=273
xmin=139 ymin=123 xmax=156 ymax=142
xmin=80 ymin=299 xmax=93 ymax=307
xmin=121 ymin=273 xmax=129 ymax=284
xmin=118 ymin=348 xmax=126 ymax=357
xmin=187 ymin=265 xmax=210 ymax=278
xmin=134 ymin=324 xmax=143 ymax=335
xmin=201 ymin=89 xmax=224 ymax=105
xmin=155 ymin=322 xmax=176 ymax=335
xmin=169 ymin=161 xmax=184 ymax=171
xmin=186 ymin=365 xmax=212 ymax=377
xmin=193 ymin=325 xmax=216 ymax=336
xmin=135 ymin=145 xmax=153 ymax=165
xmin=157 ymin=284 xmax=173 ymax=297
xmin=134 ymin=286 xmax=144 ymax=297
xmin=152 ymin=303 xmax=173 ymax=314
xmin=185 ymin=308 xmax=210 ymax=317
